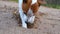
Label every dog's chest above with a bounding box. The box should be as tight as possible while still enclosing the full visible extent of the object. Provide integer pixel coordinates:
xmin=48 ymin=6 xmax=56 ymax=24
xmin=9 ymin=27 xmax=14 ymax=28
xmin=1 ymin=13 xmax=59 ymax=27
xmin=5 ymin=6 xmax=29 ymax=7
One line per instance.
xmin=31 ymin=0 xmax=37 ymax=5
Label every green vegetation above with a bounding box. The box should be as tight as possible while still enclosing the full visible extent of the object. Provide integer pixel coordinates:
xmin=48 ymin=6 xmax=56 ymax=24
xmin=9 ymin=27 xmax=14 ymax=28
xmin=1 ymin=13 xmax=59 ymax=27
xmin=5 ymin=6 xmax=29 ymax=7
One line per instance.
xmin=44 ymin=0 xmax=60 ymax=9
xmin=10 ymin=0 xmax=18 ymax=2
xmin=43 ymin=4 xmax=60 ymax=9
xmin=10 ymin=0 xmax=60 ymax=9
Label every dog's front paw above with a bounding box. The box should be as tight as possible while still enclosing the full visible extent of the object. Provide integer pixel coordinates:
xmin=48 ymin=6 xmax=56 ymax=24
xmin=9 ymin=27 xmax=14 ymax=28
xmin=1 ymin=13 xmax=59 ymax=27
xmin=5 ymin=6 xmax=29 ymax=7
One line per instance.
xmin=28 ymin=16 xmax=35 ymax=24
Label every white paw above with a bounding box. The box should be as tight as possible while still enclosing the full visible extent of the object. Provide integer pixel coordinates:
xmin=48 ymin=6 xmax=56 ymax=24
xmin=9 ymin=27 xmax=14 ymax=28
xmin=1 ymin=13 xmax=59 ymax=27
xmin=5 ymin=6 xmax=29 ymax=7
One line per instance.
xmin=22 ymin=20 xmax=27 ymax=28
xmin=28 ymin=16 xmax=35 ymax=24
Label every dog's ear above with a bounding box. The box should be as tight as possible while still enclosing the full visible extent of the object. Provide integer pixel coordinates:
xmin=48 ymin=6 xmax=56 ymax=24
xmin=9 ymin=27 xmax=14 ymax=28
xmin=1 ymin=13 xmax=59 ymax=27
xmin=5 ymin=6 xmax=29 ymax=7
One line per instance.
xmin=37 ymin=0 xmax=47 ymax=4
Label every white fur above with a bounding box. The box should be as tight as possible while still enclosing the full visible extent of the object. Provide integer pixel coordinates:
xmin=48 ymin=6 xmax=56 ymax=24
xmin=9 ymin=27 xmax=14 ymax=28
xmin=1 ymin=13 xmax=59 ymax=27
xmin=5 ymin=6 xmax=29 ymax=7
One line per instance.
xmin=19 ymin=0 xmax=37 ymax=28
xmin=27 ymin=0 xmax=37 ymax=23
xmin=27 ymin=9 xmax=35 ymax=23
xmin=31 ymin=0 xmax=37 ymax=5
xmin=28 ymin=16 xmax=35 ymax=23
xmin=27 ymin=9 xmax=34 ymax=17
xmin=19 ymin=0 xmax=27 ymax=28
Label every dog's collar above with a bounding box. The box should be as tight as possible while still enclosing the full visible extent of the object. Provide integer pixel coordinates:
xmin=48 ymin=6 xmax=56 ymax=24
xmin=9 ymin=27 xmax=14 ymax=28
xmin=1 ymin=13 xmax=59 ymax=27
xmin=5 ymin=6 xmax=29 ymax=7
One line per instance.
xmin=31 ymin=0 xmax=37 ymax=5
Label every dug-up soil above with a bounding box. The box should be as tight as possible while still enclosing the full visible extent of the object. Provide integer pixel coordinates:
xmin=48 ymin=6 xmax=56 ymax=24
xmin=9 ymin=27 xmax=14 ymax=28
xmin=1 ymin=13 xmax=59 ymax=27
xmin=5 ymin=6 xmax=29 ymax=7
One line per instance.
xmin=0 ymin=1 xmax=60 ymax=34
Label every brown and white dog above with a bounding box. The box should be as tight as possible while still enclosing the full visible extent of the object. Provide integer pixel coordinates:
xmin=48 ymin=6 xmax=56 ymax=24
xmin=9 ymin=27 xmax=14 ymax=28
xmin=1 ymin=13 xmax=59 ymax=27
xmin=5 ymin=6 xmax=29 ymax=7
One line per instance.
xmin=22 ymin=0 xmax=46 ymax=14
xmin=19 ymin=0 xmax=46 ymax=28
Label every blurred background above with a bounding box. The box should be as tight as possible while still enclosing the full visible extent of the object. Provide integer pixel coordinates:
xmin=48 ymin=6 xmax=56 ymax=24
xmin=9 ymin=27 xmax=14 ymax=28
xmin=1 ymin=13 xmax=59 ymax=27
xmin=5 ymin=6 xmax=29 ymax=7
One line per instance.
xmin=45 ymin=0 xmax=60 ymax=9
xmin=1 ymin=0 xmax=60 ymax=9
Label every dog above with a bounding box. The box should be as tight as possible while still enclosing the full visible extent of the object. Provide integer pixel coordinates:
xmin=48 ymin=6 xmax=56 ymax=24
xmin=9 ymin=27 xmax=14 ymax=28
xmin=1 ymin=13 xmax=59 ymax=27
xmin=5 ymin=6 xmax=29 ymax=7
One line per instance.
xmin=22 ymin=0 xmax=46 ymax=14
xmin=19 ymin=0 xmax=46 ymax=28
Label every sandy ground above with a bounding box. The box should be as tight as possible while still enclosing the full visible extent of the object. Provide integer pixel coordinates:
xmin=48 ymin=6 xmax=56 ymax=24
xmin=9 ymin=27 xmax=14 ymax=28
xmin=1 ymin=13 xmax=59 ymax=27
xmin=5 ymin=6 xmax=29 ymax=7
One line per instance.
xmin=0 ymin=1 xmax=60 ymax=34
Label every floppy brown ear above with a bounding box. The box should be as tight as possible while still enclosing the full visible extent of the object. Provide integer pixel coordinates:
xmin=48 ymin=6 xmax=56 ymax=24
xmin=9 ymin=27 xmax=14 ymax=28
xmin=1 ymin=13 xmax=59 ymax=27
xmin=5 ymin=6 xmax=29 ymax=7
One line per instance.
xmin=37 ymin=0 xmax=47 ymax=5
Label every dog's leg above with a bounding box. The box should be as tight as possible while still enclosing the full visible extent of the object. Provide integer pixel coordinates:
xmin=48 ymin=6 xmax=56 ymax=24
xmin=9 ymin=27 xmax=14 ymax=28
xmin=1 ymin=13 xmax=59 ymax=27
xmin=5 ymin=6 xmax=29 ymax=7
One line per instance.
xmin=27 ymin=9 xmax=35 ymax=24
xmin=26 ymin=0 xmax=37 ymax=24
xmin=19 ymin=0 xmax=27 ymax=28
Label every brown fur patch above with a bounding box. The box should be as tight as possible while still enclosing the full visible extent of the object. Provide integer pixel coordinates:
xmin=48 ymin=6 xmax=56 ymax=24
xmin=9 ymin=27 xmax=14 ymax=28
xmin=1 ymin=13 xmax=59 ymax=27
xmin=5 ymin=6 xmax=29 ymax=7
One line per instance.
xmin=22 ymin=0 xmax=46 ymax=15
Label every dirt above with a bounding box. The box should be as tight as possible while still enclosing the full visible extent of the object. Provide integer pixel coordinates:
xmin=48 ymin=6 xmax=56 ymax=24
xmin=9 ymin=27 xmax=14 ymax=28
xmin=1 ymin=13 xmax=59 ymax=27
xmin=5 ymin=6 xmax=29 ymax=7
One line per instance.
xmin=0 ymin=1 xmax=60 ymax=34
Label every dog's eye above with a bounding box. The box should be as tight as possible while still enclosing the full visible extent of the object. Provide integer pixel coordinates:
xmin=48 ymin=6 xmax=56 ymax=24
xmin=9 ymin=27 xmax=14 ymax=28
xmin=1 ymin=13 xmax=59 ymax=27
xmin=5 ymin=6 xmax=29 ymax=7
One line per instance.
xmin=23 ymin=0 xmax=27 ymax=3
